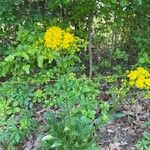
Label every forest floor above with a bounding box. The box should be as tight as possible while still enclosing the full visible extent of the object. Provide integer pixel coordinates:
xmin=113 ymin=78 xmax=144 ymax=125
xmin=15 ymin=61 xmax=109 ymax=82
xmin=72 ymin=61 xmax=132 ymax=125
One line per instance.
xmin=98 ymin=94 xmax=150 ymax=150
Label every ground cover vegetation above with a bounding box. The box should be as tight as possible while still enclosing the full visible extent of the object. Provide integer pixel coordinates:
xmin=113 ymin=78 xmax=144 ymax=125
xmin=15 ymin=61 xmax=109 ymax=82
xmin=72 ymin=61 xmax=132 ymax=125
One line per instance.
xmin=0 ymin=0 xmax=150 ymax=150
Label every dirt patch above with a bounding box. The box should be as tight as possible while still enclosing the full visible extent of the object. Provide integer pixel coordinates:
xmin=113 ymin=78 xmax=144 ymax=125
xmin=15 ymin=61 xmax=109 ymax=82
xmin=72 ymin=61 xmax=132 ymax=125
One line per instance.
xmin=97 ymin=97 xmax=150 ymax=150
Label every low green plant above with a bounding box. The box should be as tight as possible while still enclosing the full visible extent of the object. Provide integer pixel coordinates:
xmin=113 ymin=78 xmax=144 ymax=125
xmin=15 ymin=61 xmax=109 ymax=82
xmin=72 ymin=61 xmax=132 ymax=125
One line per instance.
xmin=37 ymin=74 xmax=105 ymax=149
xmin=101 ymin=77 xmax=130 ymax=113
xmin=0 ymin=24 xmax=85 ymax=79
xmin=43 ymin=74 xmax=99 ymax=119
xmin=0 ymin=96 xmax=20 ymax=117
xmin=136 ymin=120 xmax=150 ymax=150
xmin=0 ymin=110 xmax=36 ymax=150
xmin=138 ymin=51 xmax=150 ymax=65
xmin=41 ymin=112 xmax=99 ymax=150
xmin=0 ymin=81 xmax=36 ymax=149
xmin=0 ymin=82 xmax=34 ymax=107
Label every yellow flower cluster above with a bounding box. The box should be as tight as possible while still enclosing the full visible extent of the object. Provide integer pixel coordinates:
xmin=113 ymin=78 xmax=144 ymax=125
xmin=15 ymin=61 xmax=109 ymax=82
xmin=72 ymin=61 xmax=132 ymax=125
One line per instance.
xmin=44 ymin=26 xmax=76 ymax=51
xmin=127 ymin=67 xmax=150 ymax=89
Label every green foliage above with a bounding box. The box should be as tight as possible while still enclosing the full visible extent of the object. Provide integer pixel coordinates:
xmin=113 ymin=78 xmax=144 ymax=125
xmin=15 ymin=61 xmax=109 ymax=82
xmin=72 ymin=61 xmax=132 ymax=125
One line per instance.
xmin=43 ymin=75 xmax=99 ymax=118
xmin=99 ymin=102 xmax=110 ymax=123
xmin=0 ymin=110 xmax=36 ymax=149
xmin=38 ymin=75 xmax=102 ymax=149
xmin=35 ymin=74 xmax=124 ymax=149
xmin=0 ymin=81 xmax=36 ymax=148
xmin=41 ymin=113 xmax=99 ymax=150
xmin=0 ymin=24 xmax=44 ymax=77
xmin=0 ymin=0 xmax=150 ymax=149
xmin=0 ymin=96 xmax=21 ymax=117
xmin=0 ymin=74 xmax=115 ymax=149
xmin=136 ymin=120 xmax=150 ymax=150
xmin=0 ymin=82 xmax=34 ymax=107
xmin=138 ymin=51 xmax=150 ymax=66
xmin=0 ymin=24 xmax=84 ymax=78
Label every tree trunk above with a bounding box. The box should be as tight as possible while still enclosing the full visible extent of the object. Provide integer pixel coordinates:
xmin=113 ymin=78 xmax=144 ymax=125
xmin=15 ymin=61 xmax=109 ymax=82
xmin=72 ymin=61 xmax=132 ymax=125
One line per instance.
xmin=87 ymin=16 xmax=93 ymax=78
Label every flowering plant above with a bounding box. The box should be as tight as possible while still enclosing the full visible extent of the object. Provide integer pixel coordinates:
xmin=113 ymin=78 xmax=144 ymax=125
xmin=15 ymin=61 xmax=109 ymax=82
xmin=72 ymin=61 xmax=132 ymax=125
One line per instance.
xmin=127 ymin=67 xmax=150 ymax=89
xmin=44 ymin=26 xmax=78 ymax=54
xmin=0 ymin=25 xmax=85 ymax=77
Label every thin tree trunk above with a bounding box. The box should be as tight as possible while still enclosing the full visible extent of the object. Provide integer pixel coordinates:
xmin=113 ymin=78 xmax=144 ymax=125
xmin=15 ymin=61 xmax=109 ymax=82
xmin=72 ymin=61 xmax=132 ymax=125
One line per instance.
xmin=110 ymin=11 xmax=116 ymax=68
xmin=87 ymin=16 xmax=93 ymax=78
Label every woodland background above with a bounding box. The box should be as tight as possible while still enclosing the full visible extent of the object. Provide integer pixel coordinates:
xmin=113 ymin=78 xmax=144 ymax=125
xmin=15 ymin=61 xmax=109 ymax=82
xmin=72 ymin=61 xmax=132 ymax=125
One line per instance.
xmin=0 ymin=0 xmax=150 ymax=150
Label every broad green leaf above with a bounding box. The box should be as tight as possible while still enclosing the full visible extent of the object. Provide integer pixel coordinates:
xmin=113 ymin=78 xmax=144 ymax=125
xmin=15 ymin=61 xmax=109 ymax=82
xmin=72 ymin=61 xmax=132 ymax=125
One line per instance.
xmin=51 ymin=141 xmax=62 ymax=148
xmin=4 ymin=55 xmax=15 ymax=62
xmin=22 ymin=65 xmax=30 ymax=74
xmin=138 ymin=0 xmax=142 ymax=5
xmin=7 ymin=109 xmax=13 ymax=115
xmin=120 ymin=0 xmax=126 ymax=7
xmin=37 ymin=55 xmax=44 ymax=68
xmin=14 ymin=107 xmax=21 ymax=113
xmin=42 ymin=135 xmax=54 ymax=141
xmin=139 ymin=58 xmax=145 ymax=64
xmin=145 ymin=120 xmax=150 ymax=128
xmin=16 ymin=52 xmax=29 ymax=60
xmin=15 ymin=132 xmax=20 ymax=143
xmin=13 ymin=101 xmax=18 ymax=107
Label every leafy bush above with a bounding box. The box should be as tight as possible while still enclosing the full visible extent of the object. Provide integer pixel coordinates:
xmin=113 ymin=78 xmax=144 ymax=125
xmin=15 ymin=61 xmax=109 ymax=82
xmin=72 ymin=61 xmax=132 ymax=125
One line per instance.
xmin=38 ymin=75 xmax=103 ymax=149
xmin=41 ymin=113 xmax=99 ymax=150
xmin=0 ymin=110 xmax=36 ymax=150
xmin=0 ymin=25 xmax=85 ymax=78
xmin=43 ymin=74 xmax=99 ymax=118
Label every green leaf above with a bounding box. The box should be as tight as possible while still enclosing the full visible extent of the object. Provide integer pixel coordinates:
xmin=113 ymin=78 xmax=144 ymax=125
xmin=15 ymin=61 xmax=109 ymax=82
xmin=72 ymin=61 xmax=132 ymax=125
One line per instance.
xmin=51 ymin=141 xmax=62 ymax=148
xmin=22 ymin=65 xmax=30 ymax=74
xmin=120 ymin=0 xmax=126 ymax=7
xmin=139 ymin=57 xmax=145 ymax=64
xmin=143 ymin=52 xmax=148 ymax=58
xmin=14 ymin=107 xmax=21 ymax=113
xmin=4 ymin=55 xmax=15 ymax=62
xmin=42 ymin=135 xmax=54 ymax=141
xmin=37 ymin=55 xmax=44 ymax=68
xmin=7 ymin=109 xmax=13 ymax=115
xmin=17 ymin=52 xmax=29 ymax=60
xmin=138 ymin=0 xmax=142 ymax=5
xmin=13 ymin=101 xmax=18 ymax=107
xmin=15 ymin=132 xmax=20 ymax=143
xmin=145 ymin=120 xmax=150 ymax=128
xmin=111 ymin=0 xmax=117 ymax=3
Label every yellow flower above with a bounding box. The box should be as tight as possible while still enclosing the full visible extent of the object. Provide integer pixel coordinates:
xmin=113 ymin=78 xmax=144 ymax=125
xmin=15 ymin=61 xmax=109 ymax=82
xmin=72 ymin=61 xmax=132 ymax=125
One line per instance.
xmin=135 ymin=79 xmax=145 ymax=88
xmin=62 ymin=32 xmax=75 ymax=49
xmin=44 ymin=26 xmax=63 ymax=50
xmin=137 ymin=67 xmax=150 ymax=77
xmin=127 ymin=70 xmax=138 ymax=80
xmin=145 ymin=78 xmax=150 ymax=87
xmin=44 ymin=26 xmax=77 ymax=52
xmin=127 ymin=67 xmax=150 ymax=89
